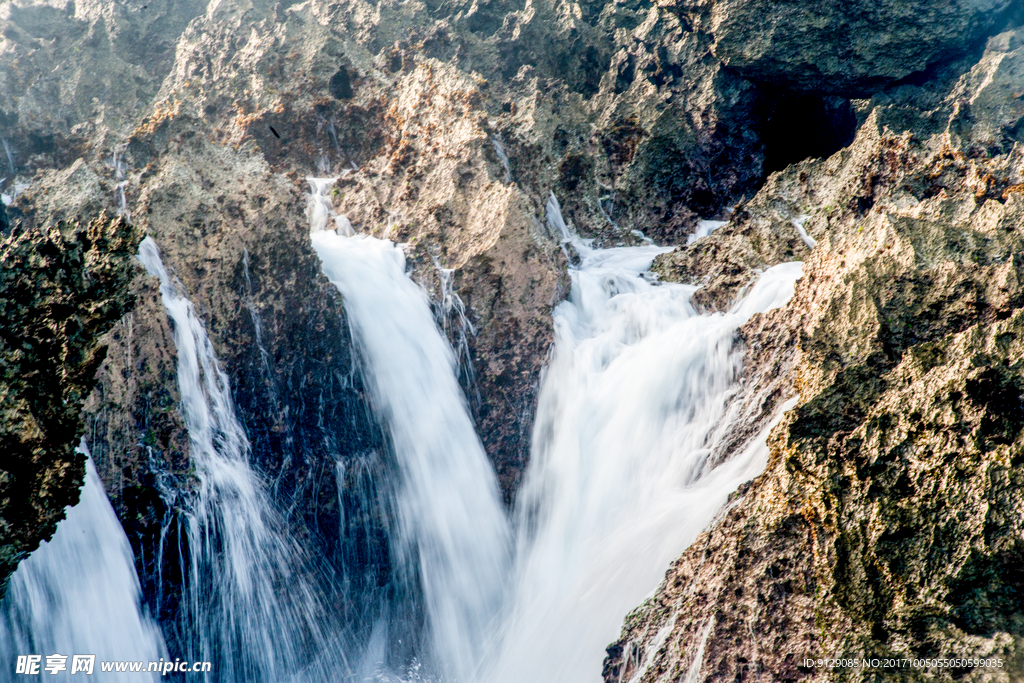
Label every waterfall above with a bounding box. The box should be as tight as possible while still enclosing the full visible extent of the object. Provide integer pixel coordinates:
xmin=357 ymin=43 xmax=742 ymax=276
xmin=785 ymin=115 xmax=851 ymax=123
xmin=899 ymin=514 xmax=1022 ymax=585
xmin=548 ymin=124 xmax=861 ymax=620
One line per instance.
xmin=307 ymin=179 xmax=512 ymax=681
xmin=138 ymin=237 xmax=347 ymax=683
xmin=2 ymin=168 xmax=800 ymax=681
xmin=687 ymin=219 xmax=728 ymax=244
xmin=112 ymin=152 xmax=130 ymax=222
xmin=0 ymin=441 xmax=167 ymax=679
xmin=307 ymin=179 xmax=800 ymax=682
xmin=481 ymin=201 xmax=803 ymax=683
xmin=1 ymin=138 xmax=13 ymax=175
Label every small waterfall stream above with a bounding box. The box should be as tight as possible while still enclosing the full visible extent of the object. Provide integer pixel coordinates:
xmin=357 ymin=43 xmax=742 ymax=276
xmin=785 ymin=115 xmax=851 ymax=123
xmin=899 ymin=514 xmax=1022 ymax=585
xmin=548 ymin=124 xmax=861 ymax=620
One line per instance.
xmin=138 ymin=238 xmax=347 ymax=683
xmin=0 ymin=442 xmax=167 ymax=680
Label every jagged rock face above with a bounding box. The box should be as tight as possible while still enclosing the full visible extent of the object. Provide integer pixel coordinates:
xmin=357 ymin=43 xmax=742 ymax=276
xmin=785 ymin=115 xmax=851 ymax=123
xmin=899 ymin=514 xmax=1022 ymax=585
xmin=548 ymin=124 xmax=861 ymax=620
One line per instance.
xmin=604 ymin=30 xmax=1024 ymax=683
xmin=0 ymin=215 xmax=141 ymax=597
xmin=0 ymin=0 xmax=206 ymax=170
xmin=706 ymin=0 xmax=1020 ymax=97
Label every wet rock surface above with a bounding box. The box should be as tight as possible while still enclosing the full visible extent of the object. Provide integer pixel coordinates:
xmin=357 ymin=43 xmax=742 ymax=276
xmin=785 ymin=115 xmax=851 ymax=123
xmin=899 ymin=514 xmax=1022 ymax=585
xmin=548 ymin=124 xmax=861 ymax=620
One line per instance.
xmin=0 ymin=214 xmax=141 ymax=596
xmin=605 ymin=29 xmax=1024 ymax=683
xmin=706 ymin=0 xmax=1020 ymax=96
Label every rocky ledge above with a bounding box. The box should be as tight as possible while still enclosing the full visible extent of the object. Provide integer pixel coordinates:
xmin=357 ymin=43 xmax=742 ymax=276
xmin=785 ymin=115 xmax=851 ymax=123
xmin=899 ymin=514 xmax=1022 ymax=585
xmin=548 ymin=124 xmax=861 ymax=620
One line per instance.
xmin=0 ymin=215 xmax=141 ymax=596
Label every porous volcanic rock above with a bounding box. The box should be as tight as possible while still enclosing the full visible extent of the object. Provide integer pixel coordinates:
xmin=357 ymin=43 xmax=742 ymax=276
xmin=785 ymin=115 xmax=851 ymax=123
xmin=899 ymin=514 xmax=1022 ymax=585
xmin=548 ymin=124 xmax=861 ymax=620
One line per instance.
xmin=0 ymin=214 xmax=141 ymax=597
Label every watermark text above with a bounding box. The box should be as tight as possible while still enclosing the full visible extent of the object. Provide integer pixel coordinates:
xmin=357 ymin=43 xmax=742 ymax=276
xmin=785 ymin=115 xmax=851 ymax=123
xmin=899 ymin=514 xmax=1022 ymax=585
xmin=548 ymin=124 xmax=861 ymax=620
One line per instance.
xmin=803 ymin=657 xmax=1003 ymax=670
xmin=15 ymin=655 xmax=212 ymax=676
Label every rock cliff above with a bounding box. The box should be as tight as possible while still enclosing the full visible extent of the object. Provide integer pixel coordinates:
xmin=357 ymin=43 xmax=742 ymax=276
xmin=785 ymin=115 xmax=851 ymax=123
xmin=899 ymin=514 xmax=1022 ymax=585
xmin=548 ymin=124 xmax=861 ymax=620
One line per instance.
xmin=604 ymin=27 xmax=1024 ymax=683
xmin=707 ymin=0 xmax=1021 ymax=96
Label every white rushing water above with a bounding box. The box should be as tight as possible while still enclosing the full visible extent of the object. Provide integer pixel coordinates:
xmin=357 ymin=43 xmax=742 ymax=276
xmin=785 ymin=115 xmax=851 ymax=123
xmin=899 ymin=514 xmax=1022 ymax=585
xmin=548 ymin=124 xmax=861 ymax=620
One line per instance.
xmin=791 ymin=215 xmax=817 ymax=249
xmin=308 ymin=182 xmax=801 ymax=682
xmin=0 ymin=442 xmax=167 ymax=680
xmin=480 ymin=200 xmax=802 ymax=683
xmin=307 ymin=178 xmax=511 ymax=682
xmin=138 ymin=237 xmax=344 ymax=683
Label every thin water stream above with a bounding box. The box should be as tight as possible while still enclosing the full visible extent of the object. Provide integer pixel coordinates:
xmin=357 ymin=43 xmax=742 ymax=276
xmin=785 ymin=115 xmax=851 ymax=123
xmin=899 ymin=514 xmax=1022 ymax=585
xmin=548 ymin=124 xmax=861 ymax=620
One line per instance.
xmin=138 ymin=238 xmax=348 ymax=682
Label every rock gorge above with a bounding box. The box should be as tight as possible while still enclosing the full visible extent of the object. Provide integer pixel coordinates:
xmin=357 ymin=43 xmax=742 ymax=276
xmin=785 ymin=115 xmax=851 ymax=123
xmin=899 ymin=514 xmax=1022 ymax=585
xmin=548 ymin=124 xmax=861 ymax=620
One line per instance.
xmin=1 ymin=0 xmax=1023 ymax=679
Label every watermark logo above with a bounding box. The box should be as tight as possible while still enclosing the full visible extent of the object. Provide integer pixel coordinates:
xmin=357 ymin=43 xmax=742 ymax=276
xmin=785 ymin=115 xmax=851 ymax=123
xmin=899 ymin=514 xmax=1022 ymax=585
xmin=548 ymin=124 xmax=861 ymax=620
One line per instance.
xmin=15 ymin=656 xmax=41 ymax=675
xmin=70 ymin=657 xmax=95 ymax=675
xmin=15 ymin=655 xmax=210 ymax=675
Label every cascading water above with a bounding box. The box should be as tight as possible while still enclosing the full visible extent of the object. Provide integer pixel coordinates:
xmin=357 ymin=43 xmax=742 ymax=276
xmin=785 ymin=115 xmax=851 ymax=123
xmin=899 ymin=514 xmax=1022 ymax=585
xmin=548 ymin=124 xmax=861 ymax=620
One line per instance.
xmin=2 ymin=156 xmax=798 ymax=682
xmin=112 ymin=152 xmax=130 ymax=222
xmin=432 ymin=256 xmax=480 ymax=409
xmin=479 ymin=198 xmax=802 ymax=683
xmin=138 ymin=238 xmax=347 ymax=683
xmin=0 ymin=442 xmax=167 ymax=680
xmin=306 ymin=178 xmax=512 ymax=681
xmin=687 ymin=219 xmax=728 ymax=244
xmin=307 ymin=179 xmax=801 ymax=682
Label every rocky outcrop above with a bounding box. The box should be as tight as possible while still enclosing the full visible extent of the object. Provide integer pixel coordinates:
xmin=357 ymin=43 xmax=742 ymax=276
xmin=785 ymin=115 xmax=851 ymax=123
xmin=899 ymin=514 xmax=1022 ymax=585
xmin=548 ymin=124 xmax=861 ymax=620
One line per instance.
xmin=705 ymin=0 xmax=1020 ymax=96
xmin=0 ymin=0 xmax=206 ymax=177
xmin=604 ymin=29 xmax=1024 ymax=683
xmin=0 ymin=214 xmax=141 ymax=597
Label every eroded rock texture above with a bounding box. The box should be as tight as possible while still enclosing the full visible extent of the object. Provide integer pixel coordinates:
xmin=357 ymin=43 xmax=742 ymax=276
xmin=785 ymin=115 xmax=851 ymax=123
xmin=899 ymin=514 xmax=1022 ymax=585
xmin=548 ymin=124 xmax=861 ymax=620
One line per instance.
xmin=0 ymin=215 xmax=141 ymax=596
xmin=604 ymin=29 xmax=1024 ymax=683
xmin=707 ymin=0 xmax=1020 ymax=96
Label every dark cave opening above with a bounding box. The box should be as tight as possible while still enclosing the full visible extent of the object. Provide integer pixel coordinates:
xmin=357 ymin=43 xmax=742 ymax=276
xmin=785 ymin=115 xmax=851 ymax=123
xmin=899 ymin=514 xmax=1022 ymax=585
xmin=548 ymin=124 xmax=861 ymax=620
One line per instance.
xmin=329 ymin=68 xmax=353 ymax=100
xmin=761 ymin=93 xmax=858 ymax=176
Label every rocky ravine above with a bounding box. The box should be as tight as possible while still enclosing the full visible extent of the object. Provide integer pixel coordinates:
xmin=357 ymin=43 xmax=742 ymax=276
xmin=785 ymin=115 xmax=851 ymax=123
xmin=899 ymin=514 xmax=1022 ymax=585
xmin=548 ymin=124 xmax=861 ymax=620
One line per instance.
xmin=0 ymin=0 xmax=809 ymax=592
xmin=604 ymin=26 xmax=1024 ymax=683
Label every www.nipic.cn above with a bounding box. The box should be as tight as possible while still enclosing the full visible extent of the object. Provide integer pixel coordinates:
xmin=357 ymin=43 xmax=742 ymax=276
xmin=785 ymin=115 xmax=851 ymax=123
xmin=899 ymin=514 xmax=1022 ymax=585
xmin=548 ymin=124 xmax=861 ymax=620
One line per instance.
xmin=15 ymin=655 xmax=213 ymax=675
